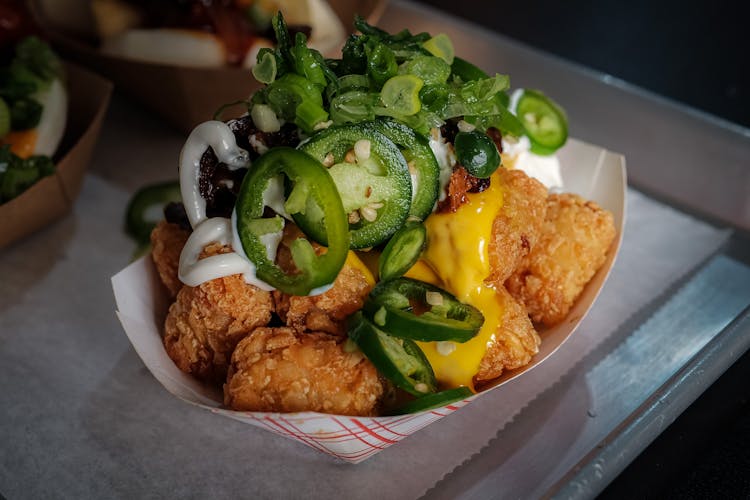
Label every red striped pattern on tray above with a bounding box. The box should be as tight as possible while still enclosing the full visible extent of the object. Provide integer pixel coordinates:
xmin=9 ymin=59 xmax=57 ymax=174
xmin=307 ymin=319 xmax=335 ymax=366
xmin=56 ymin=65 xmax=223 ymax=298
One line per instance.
xmin=211 ymin=397 xmax=474 ymax=463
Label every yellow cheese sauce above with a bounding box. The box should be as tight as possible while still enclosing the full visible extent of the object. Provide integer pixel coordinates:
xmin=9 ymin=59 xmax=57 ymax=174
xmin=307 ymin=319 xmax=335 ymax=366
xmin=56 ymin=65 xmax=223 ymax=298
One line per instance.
xmin=411 ymin=170 xmax=506 ymax=391
xmin=345 ymin=250 xmax=375 ymax=287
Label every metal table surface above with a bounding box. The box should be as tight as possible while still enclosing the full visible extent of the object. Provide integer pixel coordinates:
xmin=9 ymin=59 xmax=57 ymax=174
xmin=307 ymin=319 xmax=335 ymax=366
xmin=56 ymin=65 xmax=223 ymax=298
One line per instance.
xmin=1 ymin=1 xmax=749 ymax=498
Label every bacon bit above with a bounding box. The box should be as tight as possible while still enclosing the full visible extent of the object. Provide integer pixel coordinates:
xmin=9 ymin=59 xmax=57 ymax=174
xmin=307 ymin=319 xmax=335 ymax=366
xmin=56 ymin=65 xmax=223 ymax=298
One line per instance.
xmin=365 ymin=185 xmax=372 ymax=198
xmin=437 ymin=166 xmax=493 ymax=213
xmin=345 ymin=149 xmax=356 ymax=164
xmin=486 ymin=127 xmax=504 ymax=154
xmin=437 ymin=167 xmax=471 ymax=213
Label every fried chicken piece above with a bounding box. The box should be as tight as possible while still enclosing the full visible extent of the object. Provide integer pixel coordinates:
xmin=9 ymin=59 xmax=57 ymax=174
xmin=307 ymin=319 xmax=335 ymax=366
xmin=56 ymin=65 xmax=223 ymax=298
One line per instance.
xmin=273 ymin=225 xmax=374 ymax=336
xmin=505 ymin=193 xmax=616 ymax=327
xmin=224 ymin=327 xmax=385 ymax=416
xmin=488 ymin=167 xmax=549 ymax=286
xmin=475 ymin=286 xmax=541 ymax=384
xmin=163 ymin=244 xmax=274 ymax=383
xmin=150 ymin=221 xmax=190 ymax=298
xmin=273 ymin=261 xmax=373 ymax=336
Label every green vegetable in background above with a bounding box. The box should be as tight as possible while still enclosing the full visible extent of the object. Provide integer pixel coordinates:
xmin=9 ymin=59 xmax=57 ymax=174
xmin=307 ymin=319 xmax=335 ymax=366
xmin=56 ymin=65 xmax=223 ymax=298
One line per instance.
xmin=0 ymin=36 xmax=62 ymax=129
xmin=0 ymin=145 xmax=55 ymax=203
xmin=125 ymin=181 xmax=182 ymax=245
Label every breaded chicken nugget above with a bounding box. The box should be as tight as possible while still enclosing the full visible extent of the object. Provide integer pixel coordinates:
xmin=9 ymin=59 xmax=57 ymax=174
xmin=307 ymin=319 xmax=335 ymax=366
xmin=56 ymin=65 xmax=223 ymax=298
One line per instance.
xmin=273 ymin=260 xmax=373 ymax=336
xmin=163 ymin=244 xmax=274 ymax=383
xmin=224 ymin=327 xmax=385 ymax=415
xmin=488 ymin=168 xmax=549 ymax=285
xmin=273 ymin=225 xmax=374 ymax=336
xmin=475 ymin=286 xmax=541 ymax=384
xmin=150 ymin=221 xmax=190 ymax=298
xmin=506 ymin=193 xmax=616 ymax=327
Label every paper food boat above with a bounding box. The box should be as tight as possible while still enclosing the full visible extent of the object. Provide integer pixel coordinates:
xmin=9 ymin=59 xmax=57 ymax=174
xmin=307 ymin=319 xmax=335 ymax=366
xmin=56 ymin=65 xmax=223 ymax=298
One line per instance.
xmin=112 ymin=138 xmax=626 ymax=463
xmin=0 ymin=63 xmax=112 ymax=249
xmin=33 ymin=0 xmax=388 ymax=134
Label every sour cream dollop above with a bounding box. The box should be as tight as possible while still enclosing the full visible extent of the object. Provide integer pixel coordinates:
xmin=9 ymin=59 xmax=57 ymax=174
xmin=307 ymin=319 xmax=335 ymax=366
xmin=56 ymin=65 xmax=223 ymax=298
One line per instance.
xmin=502 ymin=135 xmax=564 ymax=191
xmin=505 ymin=89 xmax=564 ymax=191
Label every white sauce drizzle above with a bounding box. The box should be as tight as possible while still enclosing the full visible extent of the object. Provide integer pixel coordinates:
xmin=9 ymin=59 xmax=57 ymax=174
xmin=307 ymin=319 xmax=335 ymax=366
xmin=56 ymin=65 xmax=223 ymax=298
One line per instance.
xmin=178 ymin=120 xmax=279 ymax=290
xmin=428 ymin=128 xmax=457 ymax=202
xmin=179 ymin=217 xmax=273 ymax=290
xmin=179 ymin=120 xmax=250 ymax=228
xmin=173 ymin=120 xmax=359 ymax=296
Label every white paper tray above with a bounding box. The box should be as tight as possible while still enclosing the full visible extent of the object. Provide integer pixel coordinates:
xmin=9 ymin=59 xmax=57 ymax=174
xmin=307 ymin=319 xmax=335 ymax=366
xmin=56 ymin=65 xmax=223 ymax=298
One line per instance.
xmin=111 ymin=138 xmax=625 ymax=463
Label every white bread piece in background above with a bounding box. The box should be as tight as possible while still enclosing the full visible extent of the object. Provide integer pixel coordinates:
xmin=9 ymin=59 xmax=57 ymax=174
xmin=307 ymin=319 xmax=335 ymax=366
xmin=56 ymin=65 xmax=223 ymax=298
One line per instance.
xmin=254 ymin=0 xmax=310 ymax=24
xmin=34 ymin=0 xmax=97 ymax=39
xmin=90 ymin=0 xmax=143 ymax=39
xmin=305 ymin=0 xmax=346 ymax=56
xmin=33 ymin=79 xmax=68 ymax=157
xmin=96 ymin=0 xmax=345 ymax=67
xmin=101 ymin=29 xmax=229 ymax=67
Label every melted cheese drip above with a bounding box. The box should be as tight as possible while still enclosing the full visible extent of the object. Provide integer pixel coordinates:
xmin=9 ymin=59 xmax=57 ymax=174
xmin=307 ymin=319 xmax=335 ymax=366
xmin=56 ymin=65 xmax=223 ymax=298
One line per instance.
xmin=415 ymin=170 xmax=506 ymax=391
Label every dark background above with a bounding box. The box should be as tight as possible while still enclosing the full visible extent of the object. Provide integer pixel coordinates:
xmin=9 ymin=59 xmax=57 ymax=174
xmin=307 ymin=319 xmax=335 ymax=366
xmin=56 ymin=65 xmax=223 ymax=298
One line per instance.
xmin=415 ymin=1 xmax=750 ymax=497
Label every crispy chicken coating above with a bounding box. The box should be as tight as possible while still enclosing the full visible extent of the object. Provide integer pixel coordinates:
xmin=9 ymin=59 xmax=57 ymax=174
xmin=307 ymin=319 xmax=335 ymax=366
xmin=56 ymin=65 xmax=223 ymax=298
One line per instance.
xmin=224 ymin=327 xmax=385 ymax=415
xmin=150 ymin=221 xmax=190 ymax=298
xmin=163 ymin=244 xmax=274 ymax=383
xmin=273 ymin=225 xmax=374 ymax=336
xmin=506 ymin=193 xmax=616 ymax=327
xmin=475 ymin=286 xmax=541 ymax=384
xmin=273 ymin=262 xmax=373 ymax=336
xmin=488 ymin=168 xmax=549 ymax=286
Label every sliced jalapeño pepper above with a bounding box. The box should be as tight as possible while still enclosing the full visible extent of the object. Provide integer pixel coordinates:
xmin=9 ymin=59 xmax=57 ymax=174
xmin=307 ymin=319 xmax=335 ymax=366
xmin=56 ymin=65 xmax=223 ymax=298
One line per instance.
xmin=125 ymin=180 xmax=182 ymax=244
xmin=378 ymin=220 xmax=426 ymax=282
xmin=454 ymin=130 xmax=501 ymax=179
xmin=298 ymin=122 xmax=412 ymax=249
xmin=368 ymin=119 xmax=440 ymax=221
xmin=450 ymin=56 xmax=488 ymax=82
xmin=235 ymin=147 xmax=348 ymax=296
xmin=386 ymin=386 xmax=473 ymax=415
xmin=347 ymin=312 xmax=436 ymax=396
xmin=363 ymin=278 xmax=484 ymax=343
xmin=516 ymin=89 xmax=568 ymax=155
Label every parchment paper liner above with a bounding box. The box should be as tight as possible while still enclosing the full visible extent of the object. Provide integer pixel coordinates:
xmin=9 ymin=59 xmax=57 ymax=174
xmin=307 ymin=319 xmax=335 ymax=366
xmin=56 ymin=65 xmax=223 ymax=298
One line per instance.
xmin=112 ymin=138 xmax=626 ymax=463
